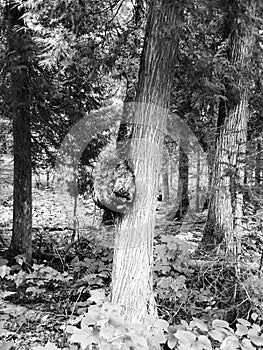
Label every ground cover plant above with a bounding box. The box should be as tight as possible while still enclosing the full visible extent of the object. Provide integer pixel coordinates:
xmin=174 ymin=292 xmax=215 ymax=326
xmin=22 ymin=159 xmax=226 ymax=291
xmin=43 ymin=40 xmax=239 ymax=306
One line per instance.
xmin=0 ymin=187 xmax=263 ymax=349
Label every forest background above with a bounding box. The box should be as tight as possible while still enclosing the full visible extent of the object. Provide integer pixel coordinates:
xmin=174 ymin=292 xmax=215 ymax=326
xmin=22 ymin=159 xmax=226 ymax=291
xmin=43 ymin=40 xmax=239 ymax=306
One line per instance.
xmin=1 ymin=0 xmax=263 ymax=349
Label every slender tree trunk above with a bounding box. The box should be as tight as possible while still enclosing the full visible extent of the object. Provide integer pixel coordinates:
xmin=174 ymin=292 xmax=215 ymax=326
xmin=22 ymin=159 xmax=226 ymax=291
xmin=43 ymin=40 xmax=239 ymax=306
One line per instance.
xmin=46 ymin=170 xmax=50 ymax=188
xmin=254 ymin=139 xmax=261 ymax=210
xmin=242 ymin=136 xmax=252 ymax=210
xmin=7 ymin=2 xmax=32 ymax=265
xmin=111 ymin=0 xmax=179 ymax=323
xmin=174 ymin=139 xmax=189 ymax=221
xmin=71 ymin=193 xmax=79 ymax=243
xmin=162 ymin=151 xmax=169 ymax=202
xmin=202 ymin=141 xmax=215 ymax=211
xmin=169 ymin=159 xmax=173 ymax=191
xmin=196 ymin=149 xmax=200 ymax=212
xmin=203 ymin=2 xmax=255 ymax=256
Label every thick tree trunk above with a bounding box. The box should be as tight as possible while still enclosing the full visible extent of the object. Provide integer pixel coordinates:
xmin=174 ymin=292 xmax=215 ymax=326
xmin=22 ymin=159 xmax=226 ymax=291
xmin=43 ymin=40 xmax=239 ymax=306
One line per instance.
xmin=203 ymin=104 xmax=247 ymax=253
xmin=7 ymin=2 xmax=32 ymax=265
xmin=203 ymin=2 xmax=255 ymax=256
xmin=111 ymin=0 xmax=179 ymax=323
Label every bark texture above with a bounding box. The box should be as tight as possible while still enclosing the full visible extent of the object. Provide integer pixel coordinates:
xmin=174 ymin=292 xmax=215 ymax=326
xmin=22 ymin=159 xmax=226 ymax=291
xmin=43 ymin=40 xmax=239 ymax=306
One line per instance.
xmin=7 ymin=1 xmax=32 ymax=264
xmin=174 ymin=139 xmax=189 ymax=221
xmin=111 ymin=0 xmax=179 ymax=323
xmin=255 ymin=139 xmax=261 ymax=208
xmin=203 ymin=1 xmax=255 ymax=256
xmin=161 ymin=151 xmax=170 ymax=202
xmin=196 ymin=149 xmax=201 ymax=212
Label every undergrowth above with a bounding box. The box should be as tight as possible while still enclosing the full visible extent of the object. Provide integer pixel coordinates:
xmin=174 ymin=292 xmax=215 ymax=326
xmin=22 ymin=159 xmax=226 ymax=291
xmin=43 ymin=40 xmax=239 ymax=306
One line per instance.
xmin=0 ymin=232 xmax=263 ymax=349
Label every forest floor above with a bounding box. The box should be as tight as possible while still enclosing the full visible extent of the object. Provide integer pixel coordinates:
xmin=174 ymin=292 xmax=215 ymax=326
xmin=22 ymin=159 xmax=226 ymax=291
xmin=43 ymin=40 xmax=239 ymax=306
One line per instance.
xmin=0 ymin=169 xmax=263 ymax=349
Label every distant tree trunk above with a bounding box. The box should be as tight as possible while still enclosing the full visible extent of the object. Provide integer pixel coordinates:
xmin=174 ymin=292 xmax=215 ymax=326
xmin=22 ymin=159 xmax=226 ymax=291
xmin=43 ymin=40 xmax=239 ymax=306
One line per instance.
xmin=255 ymin=141 xmax=261 ymax=185
xmin=243 ymin=164 xmax=249 ymax=206
xmin=255 ymin=139 xmax=261 ymax=209
xmin=169 ymin=160 xmax=173 ymax=191
xmin=173 ymin=139 xmax=189 ymax=221
xmin=202 ymin=141 xmax=215 ymax=211
xmin=71 ymin=192 xmax=79 ymax=243
xmin=203 ymin=2 xmax=255 ymax=256
xmin=7 ymin=2 xmax=32 ymax=265
xmin=46 ymin=170 xmax=50 ymax=188
xmin=111 ymin=0 xmax=179 ymax=323
xmin=196 ymin=148 xmax=201 ymax=212
xmin=162 ymin=151 xmax=169 ymax=202
xmin=243 ymin=139 xmax=253 ymax=210
xmin=255 ymin=140 xmax=262 ymax=186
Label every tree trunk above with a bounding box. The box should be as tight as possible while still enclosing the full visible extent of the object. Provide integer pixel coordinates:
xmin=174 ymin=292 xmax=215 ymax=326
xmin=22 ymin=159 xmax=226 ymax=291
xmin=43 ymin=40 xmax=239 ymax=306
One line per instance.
xmin=46 ymin=170 xmax=50 ymax=188
xmin=255 ymin=140 xmax=261 ymax=186
xmin=161 ymin=151 xmax=169 ymax=202
xmin=196 ymin=148 xmax=200 ymax=213
xmin=111 ymin=0 xmax=179 ymax=323
xmin=169 ymin=159 xmax=173 ymax=192
xmin=173 ymin=139 xmax=189 ymax=221
xmin=254 ymin=139 xmax=261 ymax=210
xmin=71 ymin=193 xmax=79 ymax=243
xmin=7 ymin=2 xmax=32 ymax=265
xmin=202 ymin=2 xmax=255 ymax=256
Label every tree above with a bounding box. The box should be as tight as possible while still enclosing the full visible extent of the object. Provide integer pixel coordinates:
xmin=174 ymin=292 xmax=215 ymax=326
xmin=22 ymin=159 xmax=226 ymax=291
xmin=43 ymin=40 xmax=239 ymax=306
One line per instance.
xmin=202 ymin=1 xmax=256 ymax=255
xmin=161 ymin=150 xmax=170 ymax=202
xmin=196 ymin=148 xmax=201 ymax=212
xmin=111 ymin=0 xmax=180 ymax=323
xmin=6 ymin=1 xmax=33 ymax=264
xmin=173 ymin=138 xmax=189 ymax=221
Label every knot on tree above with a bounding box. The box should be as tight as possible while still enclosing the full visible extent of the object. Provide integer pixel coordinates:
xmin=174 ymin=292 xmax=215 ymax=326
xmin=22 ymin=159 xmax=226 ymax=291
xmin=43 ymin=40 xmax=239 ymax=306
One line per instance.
xmin=92 ymin=143 xmax=135 ymax=214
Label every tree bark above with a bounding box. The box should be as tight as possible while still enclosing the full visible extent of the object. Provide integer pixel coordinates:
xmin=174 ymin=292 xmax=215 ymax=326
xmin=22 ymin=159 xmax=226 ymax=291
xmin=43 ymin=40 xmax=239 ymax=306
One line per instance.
xmin=111 ymin=0 xmax=179 ymax=323
xmin=161 ymin=150 xmax=169 ymax=202
xmin=196 ymin=148 xmax=200 ymax=213
xmin=7 ymin=2 xmax=32 ymax=265
xmin=173 ymin=139 xmax=189 ymax=221
xmin=202 ymin=1 xmax=255 ymax=256
xmin=254 ymin=139 xmax=261 ymax=209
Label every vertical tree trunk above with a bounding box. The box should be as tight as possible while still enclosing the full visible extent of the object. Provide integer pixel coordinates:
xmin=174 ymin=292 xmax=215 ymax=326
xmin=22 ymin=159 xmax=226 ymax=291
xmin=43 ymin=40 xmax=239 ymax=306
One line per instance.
xmin=254 ymin=139 xmax=261 ymax=210
xmin=255 ymin=140 xmax=261 ymax=185
xmin=46 ymin=170 xmax=50 ymax=188
xmin=169 ymin=159 xmax=173 ymax=192
xmin=203 ymin=141 xmax=215 ymax=211
xmin=196 ymin=148 xmax=200 ymax=213
xmin=111 ymin=0 xmax=179 ymax=323
xmin=203 ymin=2 xmax=255 ymax=256
xmin=162 ymin=151 xmax=169 ymax=202
xmin=7 ymin=2 xmax=32 ymax=265
xmin=174 ymin=139 xmax=189 ymax=221
xmin=71 ymin=193 xmax=79 ymax=243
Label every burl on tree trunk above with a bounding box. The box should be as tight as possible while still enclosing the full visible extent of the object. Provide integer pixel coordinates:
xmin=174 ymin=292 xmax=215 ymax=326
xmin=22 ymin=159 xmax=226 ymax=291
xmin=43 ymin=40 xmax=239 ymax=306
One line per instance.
xmin=111 ymin=0 xmax=179 ymax=323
